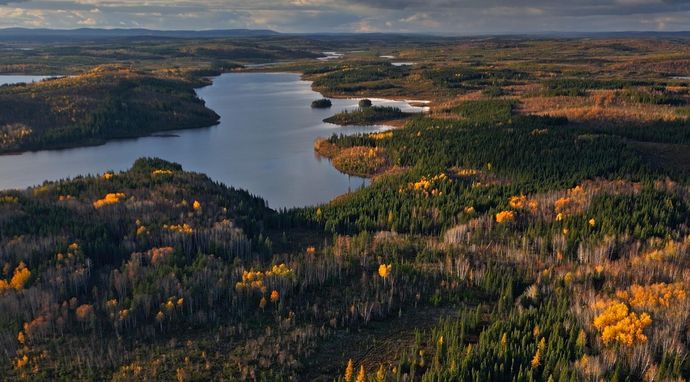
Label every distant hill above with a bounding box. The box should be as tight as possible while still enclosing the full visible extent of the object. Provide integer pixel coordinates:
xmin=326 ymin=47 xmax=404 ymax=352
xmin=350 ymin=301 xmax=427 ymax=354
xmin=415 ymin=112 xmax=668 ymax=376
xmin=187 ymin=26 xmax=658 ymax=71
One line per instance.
xmin=0 ymin=28 xmax=281 ymax=41
xmin=3 ymin=28 xmax=689 ymax=42
xmin=522 ymin=30 xmax=690 ymax=39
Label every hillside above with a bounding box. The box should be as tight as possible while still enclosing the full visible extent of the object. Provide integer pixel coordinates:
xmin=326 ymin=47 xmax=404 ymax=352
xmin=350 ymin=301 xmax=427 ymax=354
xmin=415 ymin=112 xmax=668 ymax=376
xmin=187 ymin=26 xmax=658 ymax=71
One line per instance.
xmin=0 ymin=67 xmax=219 ymax=154
xmin=0 ymin=28 xmax=281 ymax=40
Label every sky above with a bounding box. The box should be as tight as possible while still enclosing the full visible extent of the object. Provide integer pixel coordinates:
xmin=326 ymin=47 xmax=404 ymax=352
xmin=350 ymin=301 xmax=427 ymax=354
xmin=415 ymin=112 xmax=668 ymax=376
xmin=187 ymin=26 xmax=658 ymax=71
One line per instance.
xmin=0 ymin=0 xmax=689 ymax=35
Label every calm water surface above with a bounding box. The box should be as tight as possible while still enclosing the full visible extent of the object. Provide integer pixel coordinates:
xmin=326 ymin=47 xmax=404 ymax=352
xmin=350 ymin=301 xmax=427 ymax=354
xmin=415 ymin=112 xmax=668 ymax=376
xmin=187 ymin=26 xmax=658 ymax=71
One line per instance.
xmin=0 ymin=73 xmax=425 ymax=208
xmin=0 ymin=75 xmax=53 ymax=85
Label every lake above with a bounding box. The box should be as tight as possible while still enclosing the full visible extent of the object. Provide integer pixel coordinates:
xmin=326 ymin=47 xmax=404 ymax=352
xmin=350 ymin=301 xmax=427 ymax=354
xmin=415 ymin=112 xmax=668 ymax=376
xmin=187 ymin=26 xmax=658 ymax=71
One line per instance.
xmin=0 ymin=75 xmax=54 ymax=86
xmin=0 ymin=73 xmax=426 ymax=208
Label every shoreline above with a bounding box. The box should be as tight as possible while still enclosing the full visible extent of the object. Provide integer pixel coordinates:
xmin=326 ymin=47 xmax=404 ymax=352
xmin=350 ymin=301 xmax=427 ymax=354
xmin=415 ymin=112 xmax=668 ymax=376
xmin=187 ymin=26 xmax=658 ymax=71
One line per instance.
xmin=0 ymin=69 xmax=426 ymax=153
xmin=0 ymin=71 xmax=424 ymax=194
xmin=0 ymin=122 xmax=219 ymax=157
xmin=236 ymin=65 xmax=434 ymax=110
xmin=0 ymin=72 xmax=408 ymax=204
xmin=0 ymin=71 xmax=426 ymax=154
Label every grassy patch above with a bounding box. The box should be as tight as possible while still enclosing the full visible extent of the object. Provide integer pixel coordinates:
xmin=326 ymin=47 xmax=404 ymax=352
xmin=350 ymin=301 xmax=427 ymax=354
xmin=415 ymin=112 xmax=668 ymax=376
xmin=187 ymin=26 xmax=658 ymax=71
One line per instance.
xmin=331 ymin=146 xmax=389 ymax=177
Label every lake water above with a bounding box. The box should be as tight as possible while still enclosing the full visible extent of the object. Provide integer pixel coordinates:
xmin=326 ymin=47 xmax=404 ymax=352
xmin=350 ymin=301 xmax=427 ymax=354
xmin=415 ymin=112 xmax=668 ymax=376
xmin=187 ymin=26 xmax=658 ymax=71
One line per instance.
xmin=317 ymin=51 xmax=343 ymax=61
xmin=0 ymin=75 xmax=53 ymax=86
xmin=0 ymin=73 xmax=426 ymax=208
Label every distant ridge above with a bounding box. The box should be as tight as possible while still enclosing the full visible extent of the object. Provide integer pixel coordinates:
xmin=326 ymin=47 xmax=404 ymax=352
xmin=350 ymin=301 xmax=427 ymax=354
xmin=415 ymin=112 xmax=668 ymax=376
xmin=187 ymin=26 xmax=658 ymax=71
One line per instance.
xmin=0 ymin=28 xmax=281 ymax=40
xmin=1 ymin=27 xmax=690 ymax=41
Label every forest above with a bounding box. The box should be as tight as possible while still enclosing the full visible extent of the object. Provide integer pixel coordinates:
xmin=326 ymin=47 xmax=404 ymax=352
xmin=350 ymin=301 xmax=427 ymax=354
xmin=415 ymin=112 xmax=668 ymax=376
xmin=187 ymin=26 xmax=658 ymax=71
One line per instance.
xmin=1 ymin=35 xmax=690 ymax=381
xmin=323 ymin=106 xmax=410 ymax=126
xmin=0 ymin=67 xmax=219 ymax=153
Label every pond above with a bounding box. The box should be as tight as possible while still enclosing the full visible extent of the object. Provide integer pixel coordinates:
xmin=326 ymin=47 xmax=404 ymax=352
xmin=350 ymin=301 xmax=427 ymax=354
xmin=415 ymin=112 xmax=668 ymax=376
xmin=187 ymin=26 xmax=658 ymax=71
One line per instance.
xmin=0 ymin=73 xmax=426 ymax=208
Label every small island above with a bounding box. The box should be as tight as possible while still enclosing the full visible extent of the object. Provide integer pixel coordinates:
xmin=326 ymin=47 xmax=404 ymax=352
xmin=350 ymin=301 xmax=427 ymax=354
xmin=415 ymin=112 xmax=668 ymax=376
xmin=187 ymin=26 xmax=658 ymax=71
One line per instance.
xmin=323 ymin=106 xmax=409 ymax=125
xmin=311 ymin=98 xmax=332 ymax=108
xmin=358 ymin=98 xmax=372 ymax=108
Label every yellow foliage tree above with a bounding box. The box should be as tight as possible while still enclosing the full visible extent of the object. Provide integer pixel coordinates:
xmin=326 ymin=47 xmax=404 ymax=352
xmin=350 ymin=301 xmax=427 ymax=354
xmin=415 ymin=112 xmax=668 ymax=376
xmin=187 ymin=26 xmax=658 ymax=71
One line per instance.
xmin=378 ymin=263 xmax=392 ymax=279
xmin=176 ymin=367 xmax=189 ymax=382
xmin=509 ymin=195 xmax=538 ymax=212
xmin=0 ymin=279 xmax=10 ymax=293
xmin=163 ymin=223 xmax=194 ymax=234
xmin=344 ymin=359 xmax=354 ymax=382
xmin=136 ymin=225 xmax=147 ymax=236
xmin=10 ymin=262 xmax=31 ymax=290
xmin=93 ymin=192 xmax=126 ymax=209
xmin=495 ymin=210 xmax=516 ymax=224
xmin=236 ymin=264 xmax=294 ymax=291
xmin=15 ymin=355 xmax=28 ymax=369
xmin=616 ymin=283 xmax=686 ymax=310
xmin=509 ymin=195 xmax=528 ymax=209
xmin=531 ymin=349 xmax=541 ymax=369
xmin=593 ymin=301 xmax=652 ymax=347
xmin=152 ymin=169 xmax=173 ymax=176
xmin=356 ymin=365 xmax=365 ymax=382
xmin=376 ymin=364 xmax=386 ymax=382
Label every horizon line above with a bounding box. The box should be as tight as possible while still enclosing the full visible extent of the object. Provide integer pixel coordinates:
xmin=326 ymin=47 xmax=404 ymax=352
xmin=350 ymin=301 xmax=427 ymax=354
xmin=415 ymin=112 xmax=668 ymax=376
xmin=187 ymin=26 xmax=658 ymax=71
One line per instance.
xmin=1 ymin=27 xmax=690 ymax=38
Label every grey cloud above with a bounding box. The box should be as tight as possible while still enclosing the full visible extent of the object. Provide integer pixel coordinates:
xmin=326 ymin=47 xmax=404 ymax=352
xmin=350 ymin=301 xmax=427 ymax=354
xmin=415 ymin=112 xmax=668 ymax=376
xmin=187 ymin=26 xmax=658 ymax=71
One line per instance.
xmin=344 ymin=0 xmax=690 ymax=16
xmin=1 ymin=0 xmax=690 ymax=34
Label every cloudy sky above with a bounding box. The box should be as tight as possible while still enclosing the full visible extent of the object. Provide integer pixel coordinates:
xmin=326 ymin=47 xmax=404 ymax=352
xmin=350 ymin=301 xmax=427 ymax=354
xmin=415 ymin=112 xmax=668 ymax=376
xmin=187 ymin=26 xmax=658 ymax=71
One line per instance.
xmin=0 ymin=0 xmax=689 ymax=34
